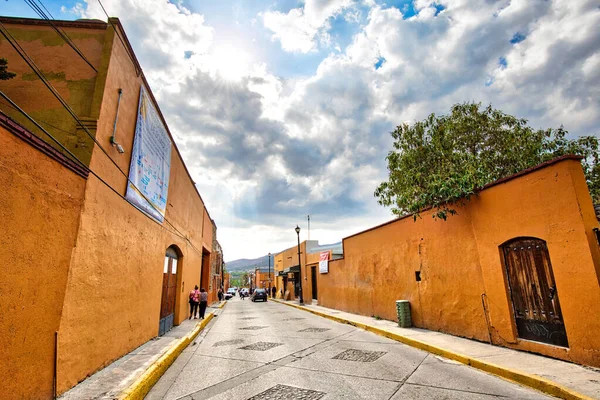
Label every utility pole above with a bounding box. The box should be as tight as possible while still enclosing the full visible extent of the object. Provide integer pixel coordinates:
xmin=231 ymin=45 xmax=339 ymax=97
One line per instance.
xmin=295 ymin=225 xmax=304 ymax=305
xmin=307 ymin=214 xmax=310 ymax=240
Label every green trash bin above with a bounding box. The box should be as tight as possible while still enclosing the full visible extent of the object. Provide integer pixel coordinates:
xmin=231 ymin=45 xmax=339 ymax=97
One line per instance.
xmin=396 ymin=300 xmax=412 ymax=328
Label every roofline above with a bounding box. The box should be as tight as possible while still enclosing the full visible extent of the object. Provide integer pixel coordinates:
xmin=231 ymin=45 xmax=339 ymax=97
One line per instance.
xmin=344 ymin=154 xmax=585 ymax=241
xmin=0 ymin=16 xmax=108 ymax=30
xmin=0 ymin=111 xmax=89 ymax=179
xmin=0 ymin=15 xmax=215 ymax=222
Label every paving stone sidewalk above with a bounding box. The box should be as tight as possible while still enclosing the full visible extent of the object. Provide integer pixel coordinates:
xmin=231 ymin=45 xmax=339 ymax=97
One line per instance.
xmin=279 ymin=300 xmax=600 ymax=400
xmin=59 ymin=303 xmax=224 ymax=400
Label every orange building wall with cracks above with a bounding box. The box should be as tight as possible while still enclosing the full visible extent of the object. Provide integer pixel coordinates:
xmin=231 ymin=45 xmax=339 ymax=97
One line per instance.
xmin=0 ymin=17 xmax=217 ymax=396
xmin=311 ymin=157 xmax=600 ymax=368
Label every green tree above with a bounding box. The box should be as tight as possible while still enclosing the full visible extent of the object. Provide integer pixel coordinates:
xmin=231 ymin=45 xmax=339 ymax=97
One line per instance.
xmin=0 ymin=58 xmax=16 ymax=80
xmin=375 ymin=102 xmax=600 ymax=220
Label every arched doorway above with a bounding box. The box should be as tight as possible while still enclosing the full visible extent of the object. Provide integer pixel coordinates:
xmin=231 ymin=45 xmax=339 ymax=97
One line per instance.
xmin=159 ymin=247 xmax=179 ymax=336
xmin=501 ymin=237 xmax=568 ymax=347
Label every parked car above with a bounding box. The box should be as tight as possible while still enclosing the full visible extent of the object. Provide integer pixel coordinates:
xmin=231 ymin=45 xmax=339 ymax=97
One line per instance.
xmin=226 ymin=288 xmax=236 ymax=299
xmin=252 ymin=288 xmax=267 ymax=302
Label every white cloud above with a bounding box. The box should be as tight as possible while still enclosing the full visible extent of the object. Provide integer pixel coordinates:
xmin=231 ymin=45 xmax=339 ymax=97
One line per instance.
xmin=61 ymin=0 xmax=600 ymax=260
xmin=262 ymin=0 xmax=353 ymax=53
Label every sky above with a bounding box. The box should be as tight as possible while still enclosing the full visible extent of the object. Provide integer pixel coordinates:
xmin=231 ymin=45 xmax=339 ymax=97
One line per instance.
xmin=2 ymin=0 xmax=600 ymax=261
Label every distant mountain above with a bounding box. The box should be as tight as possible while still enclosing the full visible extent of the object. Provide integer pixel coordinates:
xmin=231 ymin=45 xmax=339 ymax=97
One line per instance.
xmin=225 ymin=255 xmax=273 ymax=272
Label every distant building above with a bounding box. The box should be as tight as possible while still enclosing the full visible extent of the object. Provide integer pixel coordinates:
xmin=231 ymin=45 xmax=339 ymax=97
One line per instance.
xmin=0 ymin=16 xmax=220 ymax=397
xmin=274 ymin=240 xmax=342 ymax=302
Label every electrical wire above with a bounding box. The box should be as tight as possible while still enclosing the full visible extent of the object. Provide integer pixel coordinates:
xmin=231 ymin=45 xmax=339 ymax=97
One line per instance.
xmin=95 ymin=0 xmax=140 ymax=75
xmin=0 ymin=91 xmax=202 ymax=256
xmin=0 ymin=22 xmax=202 ymax=255
xmin=23 ymin=0 xmax=98 ymax=72
xmin=0 ymin=98 xmax=76 ymax=136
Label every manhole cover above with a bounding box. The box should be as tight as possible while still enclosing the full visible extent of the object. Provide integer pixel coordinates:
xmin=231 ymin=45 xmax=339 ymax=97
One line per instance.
xmin=239 ymin=342 xmax=283 ymax=351
xmin=213 ymin=339 xmax=245 ymax=347
xmin=283 ymin=318 xmax=305 ymax=321
xmin=332 ymin=349 xmax=387 ymax=362
xmin=247 ymin=384 xmax=325 ymax=399
xmin=298 ymin=328 xmax=330 ymax=333
xmin=240 ymin=326 xmax=268 ymax=330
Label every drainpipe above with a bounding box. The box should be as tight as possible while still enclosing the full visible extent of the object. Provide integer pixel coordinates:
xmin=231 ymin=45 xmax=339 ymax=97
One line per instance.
xmin=53 ymin=331 xmax=58 ymax=399
xmin=110 ymin=88 xmax=124 ymax=153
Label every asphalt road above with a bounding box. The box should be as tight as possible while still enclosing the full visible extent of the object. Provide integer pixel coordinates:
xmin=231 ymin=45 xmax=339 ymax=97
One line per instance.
xmin=147 ymin=297 xmax=553 ymax=400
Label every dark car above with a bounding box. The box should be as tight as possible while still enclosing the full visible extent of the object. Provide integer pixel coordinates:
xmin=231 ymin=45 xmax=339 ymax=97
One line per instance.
xmin=252 ymin=288 xmax=267 ymax=302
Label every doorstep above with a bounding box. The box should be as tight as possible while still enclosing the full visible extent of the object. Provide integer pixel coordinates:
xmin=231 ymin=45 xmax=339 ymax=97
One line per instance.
xmin=59 ymin=304 xmax=223 ymax=400
xmin=272 ymin=299 xmax=600 ymax=400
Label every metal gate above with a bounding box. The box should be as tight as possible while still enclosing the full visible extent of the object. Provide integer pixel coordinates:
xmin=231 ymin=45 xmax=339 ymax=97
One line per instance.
xmin=502 ymin=238 xmax=568 ymax=347
xmin=159 ymin=247 xmax=178 ymax=336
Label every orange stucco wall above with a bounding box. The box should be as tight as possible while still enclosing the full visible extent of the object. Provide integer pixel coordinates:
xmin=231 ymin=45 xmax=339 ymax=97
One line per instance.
xmin=53 ymin=22 xmax=213 ymax=393
xmin=315 ymin=158 xmax=600 ymax=367
xmin=0 ymin=122 xmax=87 ymax=399
xmin=0 ymin=19 xmax=107 ymax=165
xmin=0 ymin=17 xmax=217 ymax=396
xmin=254 ymin=270 xmax=274 ymax=289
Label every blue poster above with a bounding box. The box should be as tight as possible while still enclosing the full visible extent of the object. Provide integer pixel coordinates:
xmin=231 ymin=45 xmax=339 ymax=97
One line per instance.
xmin=125 ymin=85 xmax=171 ymax=222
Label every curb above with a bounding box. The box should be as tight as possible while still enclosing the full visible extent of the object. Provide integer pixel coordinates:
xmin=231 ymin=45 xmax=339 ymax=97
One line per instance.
xmin=118 ymin=312 xmax=216 ymax=400
xmin=212 ymin=301 xmax=227 ymax=309
xmin=271 ymin=299 xmax=593 ymax=400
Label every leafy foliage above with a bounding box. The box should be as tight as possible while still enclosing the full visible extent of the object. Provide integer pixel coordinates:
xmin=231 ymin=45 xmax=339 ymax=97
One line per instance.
xmin=0 ymin=58 xmax=16 ymax=80
xmin=375 ymin=103 xmax=600 ymax=220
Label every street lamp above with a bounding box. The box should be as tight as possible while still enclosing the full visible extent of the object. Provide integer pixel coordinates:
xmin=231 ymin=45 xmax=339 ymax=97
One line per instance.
xmin=268 ymin=252 xmax=271 ymax=297
xmin=295 ymin=224 xmax=304 ymax=305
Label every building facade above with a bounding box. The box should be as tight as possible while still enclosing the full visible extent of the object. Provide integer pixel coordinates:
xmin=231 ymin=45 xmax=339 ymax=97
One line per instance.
xmin=305 ymin=157 xmax=600 ymax=368
xmin=0 ymin=16 xmax=219 ymax=397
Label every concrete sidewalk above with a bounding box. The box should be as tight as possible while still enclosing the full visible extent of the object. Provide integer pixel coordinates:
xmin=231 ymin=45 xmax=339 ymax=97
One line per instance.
xmin=273 ymin=299 xmax=600 ymax=400
xmin=60 ymin=302 xmax=225 ymax=400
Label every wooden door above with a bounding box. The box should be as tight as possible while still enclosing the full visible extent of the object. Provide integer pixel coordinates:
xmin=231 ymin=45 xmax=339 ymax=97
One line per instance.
xmin=159 ymin=247 xmax=178 ymax=336
xmin=502 ymin=238 xmax=568 ymax=347
xmin=311 ymin=266 xmax=318 ymax=300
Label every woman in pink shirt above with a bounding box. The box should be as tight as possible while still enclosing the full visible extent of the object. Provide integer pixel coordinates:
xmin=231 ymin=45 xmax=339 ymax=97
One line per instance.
xmin=189 ymin=285 xmax=200 ymax=319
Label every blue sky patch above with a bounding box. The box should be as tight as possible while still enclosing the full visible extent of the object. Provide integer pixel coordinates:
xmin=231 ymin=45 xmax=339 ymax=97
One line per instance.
xmin=498 ymin=57 xmax=507 ymax=69
xmin=184 ymin=51 xmax=193 ymax=59
xmin=374 ymin=57 xmax=386 ymax=70
xmin=510 ymin=32 xmax=526 ymax=44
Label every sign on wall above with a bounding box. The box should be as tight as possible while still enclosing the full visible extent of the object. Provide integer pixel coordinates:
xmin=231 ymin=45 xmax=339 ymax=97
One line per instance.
xmin=125 ymin=85 xmax=172 ymax=222
xmin=319 ymin=251 xmax=329 ymax=274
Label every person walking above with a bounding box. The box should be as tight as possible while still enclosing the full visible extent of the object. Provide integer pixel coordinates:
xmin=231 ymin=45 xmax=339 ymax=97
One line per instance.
xmin=217 ymin=288 xmax=223 ymax=302
xmin=189 ymin=285 xmax=200 ymax=319
xmin=198 ymin=288 xmax=208 ymax=319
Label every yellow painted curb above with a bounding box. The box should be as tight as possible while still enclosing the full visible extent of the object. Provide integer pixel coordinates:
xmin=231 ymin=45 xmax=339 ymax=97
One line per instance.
xmin=119 ymin=312 xmax=216 ymax=400
xmin=271 ymin=299 xmax=593 ymax=400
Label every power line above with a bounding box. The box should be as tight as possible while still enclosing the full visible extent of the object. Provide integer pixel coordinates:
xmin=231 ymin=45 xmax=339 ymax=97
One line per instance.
xmin=96 ymin=0 xmax=141 ymax=75
xmin=23 ymin=0 xmax=98 ymax=72
xmin=0 ymin=24 xmax=203 ymax=256
xmin=0 ymin=91 xmax=202 ymax=256
xmin=0 ymin=98 xmax=76 ymax=136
